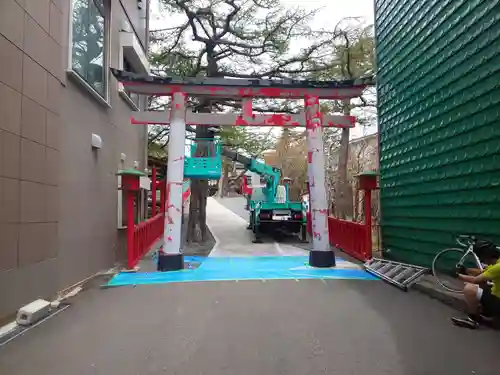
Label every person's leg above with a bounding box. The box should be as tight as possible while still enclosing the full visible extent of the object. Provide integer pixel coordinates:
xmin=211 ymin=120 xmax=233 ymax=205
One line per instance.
xmin=463 ymin=283 xmax=481 ymax=316
xmin=479 ymin=284 xmax=493 ymax=318
xmin=479 ymin=286 xmax=500 ymax=328
xmin=451 ymin=283 xmax=482 ymax=329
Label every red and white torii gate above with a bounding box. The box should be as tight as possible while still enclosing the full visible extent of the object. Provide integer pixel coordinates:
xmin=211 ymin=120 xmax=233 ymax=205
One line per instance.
xmin=112 ymin=69 xmax=370 ymax=271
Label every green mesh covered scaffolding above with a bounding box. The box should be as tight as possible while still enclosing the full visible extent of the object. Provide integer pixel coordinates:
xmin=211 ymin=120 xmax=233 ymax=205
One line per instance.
xmin=376 ymin=0 xmax=500 ymax=266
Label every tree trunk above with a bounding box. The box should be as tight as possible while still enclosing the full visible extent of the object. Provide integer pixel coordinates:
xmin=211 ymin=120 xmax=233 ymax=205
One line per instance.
xmin=187 ymin=45 xmax=221 ymax=243
xmin=220 ymin=160 xmax=231 ymax=198
xmin=218 ymin=174 xmax=224 ymax=198
xmin=187 ymin=107 xmax=212 ymax=243
xmin=186 ymin=179 xmax=201 ymax=243
xmin=353 ymin=189 xmax=360 ymax=221
xmin=335 ymin=100 xmax=353 ymax=219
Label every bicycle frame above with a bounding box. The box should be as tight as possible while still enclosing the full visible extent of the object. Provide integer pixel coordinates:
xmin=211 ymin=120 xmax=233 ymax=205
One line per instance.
xmin=432 ymin=235 xmax=496 ymax=293
xmin=456 ymin=236 xmax=484 ymax=272
xmin=457 ymin=245 xmax=484 ymax=272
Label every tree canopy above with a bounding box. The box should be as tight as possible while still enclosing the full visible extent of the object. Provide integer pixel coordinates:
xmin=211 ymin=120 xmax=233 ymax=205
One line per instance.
xmin=150 ymin=0 xmax=339 ymax=79
xmin=262 ymin=18 xmax=376 ymax=216
xmin=217 ymin=126 xmax=275 ymax=157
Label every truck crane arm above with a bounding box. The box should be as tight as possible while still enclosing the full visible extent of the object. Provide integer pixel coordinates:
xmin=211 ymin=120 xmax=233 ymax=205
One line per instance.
xmin=221 ymin=147 xmax=280 ymax=203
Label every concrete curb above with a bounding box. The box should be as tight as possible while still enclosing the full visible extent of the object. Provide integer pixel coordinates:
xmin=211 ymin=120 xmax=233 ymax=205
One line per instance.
xmin=0 ymin=266 xmax=118 ymax=344
xmin=340 ymin=251 xmax=466 ymax=312
xmin=413 ymin=276 xmax=465 ymax=312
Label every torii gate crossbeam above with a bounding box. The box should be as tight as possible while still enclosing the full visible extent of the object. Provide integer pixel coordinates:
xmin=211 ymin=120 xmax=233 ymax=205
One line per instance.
xmin=111 ymin=69 xmax=369 ymax=271
xmin=131 ymin=111 xmax=356 ymax=128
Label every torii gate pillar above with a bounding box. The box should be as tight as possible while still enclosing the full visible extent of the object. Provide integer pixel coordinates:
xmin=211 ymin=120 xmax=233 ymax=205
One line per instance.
xmin=305 ymin=95 xmax=335 ymax=267
xmin=157 ymin=92 xmax=187 ymax=271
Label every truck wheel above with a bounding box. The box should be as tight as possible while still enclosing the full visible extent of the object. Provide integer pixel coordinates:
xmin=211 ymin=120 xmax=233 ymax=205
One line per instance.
xmin=300 ymin=225 xmax=308 ymax=243
xmin=247 ymin=212 xmax=253 ymax=230
xmin=252 ymin=222 xmax=263 ymax=243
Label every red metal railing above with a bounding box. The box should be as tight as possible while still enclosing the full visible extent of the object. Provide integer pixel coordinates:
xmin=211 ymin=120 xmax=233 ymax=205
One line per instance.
xmin=328 ymin=217 xmax=370 ymax=262
xmin=305 ymin=186 xmax=374 ymax=262
xmin=125 ymin=167 xmax=193 ymax=269
xmin=128 ymin=213 xmax=164 ymax=269
xmin=306 ymin=214 xmax=371 ymax=262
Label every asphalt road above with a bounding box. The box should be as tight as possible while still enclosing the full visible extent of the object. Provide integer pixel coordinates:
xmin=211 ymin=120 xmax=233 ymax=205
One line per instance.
xmin=1 ymin=279 xmax=499 ymax=374
xmin=2 ymin=196 xmax=499 ymax=374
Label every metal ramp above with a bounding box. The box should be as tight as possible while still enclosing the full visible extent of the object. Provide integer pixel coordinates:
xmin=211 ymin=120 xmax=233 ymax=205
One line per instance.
xmin=364 ymin=258 xmax=429 ymax=291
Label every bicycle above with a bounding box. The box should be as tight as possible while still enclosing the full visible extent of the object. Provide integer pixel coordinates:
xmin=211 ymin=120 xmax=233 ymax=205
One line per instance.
xmin=432 ymin=235 xmax=498 ymax=293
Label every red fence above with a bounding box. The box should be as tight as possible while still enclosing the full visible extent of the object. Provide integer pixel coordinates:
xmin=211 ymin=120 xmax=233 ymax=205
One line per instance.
xmin=305 ymin=186 xmax=374 ymax=262
xmin=306 ymin=214 xmax=371 ymax=262
xmin=328 ymin=218 xmax=370 ymax=261
xmin=125 ymin=167 xmax=192 ymax=270
xmin=128 ymin=213 xmax=164 ymax=269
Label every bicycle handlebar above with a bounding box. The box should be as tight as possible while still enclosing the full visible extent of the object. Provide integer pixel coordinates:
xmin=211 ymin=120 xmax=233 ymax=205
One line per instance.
xmin=456 ymin=234 xmax=476 ymax=248
xmin=455 ymin=235 xmax=500 ymax=252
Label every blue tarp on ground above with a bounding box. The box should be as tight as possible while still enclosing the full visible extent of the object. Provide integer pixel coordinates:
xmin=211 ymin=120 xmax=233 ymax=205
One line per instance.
xmin=106 ymin=256 xmax=378 ymax=287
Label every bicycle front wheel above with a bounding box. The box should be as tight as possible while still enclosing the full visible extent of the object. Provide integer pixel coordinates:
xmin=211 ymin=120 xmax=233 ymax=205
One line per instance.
xmin=432 ymin=248 xmax=475 ymax=293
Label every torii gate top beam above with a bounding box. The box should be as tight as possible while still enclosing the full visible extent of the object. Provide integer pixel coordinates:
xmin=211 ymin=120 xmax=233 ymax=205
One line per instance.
xmin=111 ymin=69 xmax=372 ymax=100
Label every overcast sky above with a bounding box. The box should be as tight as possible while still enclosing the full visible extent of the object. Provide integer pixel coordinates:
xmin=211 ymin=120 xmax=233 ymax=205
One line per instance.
xmin=281 ymin=0 xmax=374 ymax=27
xmin=149 ymin=0 xmax=376 ymax=139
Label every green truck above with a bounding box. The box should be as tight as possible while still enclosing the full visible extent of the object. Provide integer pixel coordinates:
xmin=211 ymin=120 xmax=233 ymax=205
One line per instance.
xmin=222 ymin=148 xmax=307 ymax=243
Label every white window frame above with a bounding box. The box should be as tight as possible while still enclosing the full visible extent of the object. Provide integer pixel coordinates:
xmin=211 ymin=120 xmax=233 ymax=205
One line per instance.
xmin=67 ymin=0 xmax=111 ymax=107
xmin=118 ymin=14 xmax=150 ymax=111
xmin=117 ymin=82 xmax=140 ymax=111
xmin=117 ymin=53 xmax=140 ymax=111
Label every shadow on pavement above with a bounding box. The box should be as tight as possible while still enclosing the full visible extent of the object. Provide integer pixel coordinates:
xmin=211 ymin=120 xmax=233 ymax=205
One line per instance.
xmin=342 ymin=280 xmax=500 ymax=374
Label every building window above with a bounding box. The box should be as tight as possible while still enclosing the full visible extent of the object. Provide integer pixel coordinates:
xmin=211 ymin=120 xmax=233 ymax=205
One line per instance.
xmin=123 ymin=56 xmax=140 ymax=108
xmin=71 ymin=0 xmax=108 ymax=98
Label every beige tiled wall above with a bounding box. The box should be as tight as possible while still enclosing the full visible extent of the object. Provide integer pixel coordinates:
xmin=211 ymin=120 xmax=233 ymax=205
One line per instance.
xmin=0 ymin=0 xmax=148 ymax=317
xmin=0 ymin=0 xmax=62 ymax=280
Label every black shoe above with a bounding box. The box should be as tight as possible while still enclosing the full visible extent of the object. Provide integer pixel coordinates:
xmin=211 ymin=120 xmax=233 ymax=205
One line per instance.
xmin=451 ymin=316 xmax=479 ymax=329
